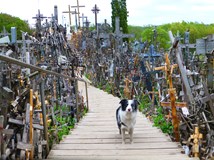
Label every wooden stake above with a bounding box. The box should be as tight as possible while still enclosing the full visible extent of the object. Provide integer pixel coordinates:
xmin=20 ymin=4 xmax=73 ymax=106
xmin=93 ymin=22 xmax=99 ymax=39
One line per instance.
xmin=29 ymin=89 xmax=34 ymax=159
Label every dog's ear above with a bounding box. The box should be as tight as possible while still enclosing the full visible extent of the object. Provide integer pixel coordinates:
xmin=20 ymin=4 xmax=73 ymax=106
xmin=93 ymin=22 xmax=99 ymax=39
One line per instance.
xmin=120 ymin=99 xmax=128 ymax=111
xmin=119 ymin=99 xmax=127 ymax=105
xmin=119 ymin=99 xmax=128 ymax=106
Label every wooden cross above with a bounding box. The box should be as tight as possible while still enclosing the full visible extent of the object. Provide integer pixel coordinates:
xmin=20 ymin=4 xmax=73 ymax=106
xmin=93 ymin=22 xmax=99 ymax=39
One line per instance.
xmin=32 ymin=10 xmax=47 ymax=30
xmin=91 ymin=4 xmax=100 ymax=30
xmin=71 ymin=0 xmax=85 ymax=29
xmin=72 ymin=9 xmax=79 ymax=31
xmin=148 ymin=87 xmax=159 ymax=108
xmin=62 ymin=5 xmax=76 ymax=32
xmin=113 ymin=17 xmax=134 ymax=52
xmin=0 ymin=116 xmax=14 ymax=159
xmin=79 ymin=13 xmax=87 ymax=28
xmin=83 ymin=17 xmax=90 ymax=29
xmin=190 ymin=126 xmax=203 ymax=157
xmin=155 ymin=53 xmax=187 ymax=142
xmin=124 ymin=76 xmax=132 ymax=99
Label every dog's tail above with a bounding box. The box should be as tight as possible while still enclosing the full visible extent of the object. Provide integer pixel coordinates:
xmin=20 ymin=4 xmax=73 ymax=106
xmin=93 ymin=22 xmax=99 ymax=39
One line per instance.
xmin=116 ymin=107 xmax=121 ymax=134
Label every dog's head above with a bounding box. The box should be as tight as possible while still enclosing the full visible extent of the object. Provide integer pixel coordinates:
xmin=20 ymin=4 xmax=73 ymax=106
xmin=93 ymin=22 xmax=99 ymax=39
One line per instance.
xmin=119 ymin=99 xmax=139 ymax=113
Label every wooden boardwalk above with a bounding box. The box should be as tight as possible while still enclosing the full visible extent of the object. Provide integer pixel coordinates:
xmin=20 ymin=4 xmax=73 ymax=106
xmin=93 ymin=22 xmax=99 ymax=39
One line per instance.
xmin=47 ymin=82 xmax=198 ymax=160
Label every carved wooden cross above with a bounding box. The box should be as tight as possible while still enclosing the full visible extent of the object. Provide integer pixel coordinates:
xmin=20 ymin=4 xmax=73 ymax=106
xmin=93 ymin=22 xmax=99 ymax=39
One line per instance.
xmin=124 ymin=76 xmax=132 ymax=99
xmin=190 ymin=126 xmax=203 ymax=157
xmin=155 ymin=53 xmax=187 ymax=142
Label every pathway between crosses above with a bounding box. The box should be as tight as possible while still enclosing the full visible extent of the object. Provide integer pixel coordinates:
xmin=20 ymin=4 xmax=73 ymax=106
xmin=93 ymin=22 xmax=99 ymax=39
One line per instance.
xmin=47 ymin=82 xmax=198 ymax=160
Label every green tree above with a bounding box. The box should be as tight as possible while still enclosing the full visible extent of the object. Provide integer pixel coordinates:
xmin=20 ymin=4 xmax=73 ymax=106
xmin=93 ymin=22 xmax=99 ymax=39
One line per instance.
xmin=128 ymin=21 xmax=214 ymax=50
xmin=0 ymin=13 xmax=32 ymax=40
xmin=111 ymin=0 xmax=129 ymax=37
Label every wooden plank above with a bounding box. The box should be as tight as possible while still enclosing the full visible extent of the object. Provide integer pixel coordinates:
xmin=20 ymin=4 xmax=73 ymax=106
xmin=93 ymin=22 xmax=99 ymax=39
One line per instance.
xmin=47 ymin=155 xmax=198 ymax=160
xmin=48 ymin=148 xmax=184 ymax=156
xmin=51 ymin=143 xmax=180 ymax=150
xmin=161 ymin=101 xmax=187 ymax=107
xmin=65 ymin=133 xmax=169 ymax=139
xmin=72 ymin=126 xmax=161 ymax=131
xmin=60 ymin=137 xmax=171 ymax=144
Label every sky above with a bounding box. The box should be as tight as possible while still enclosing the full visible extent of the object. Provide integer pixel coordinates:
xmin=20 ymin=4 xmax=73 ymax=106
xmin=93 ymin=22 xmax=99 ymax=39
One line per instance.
xmin=0 ymin=0 xmax=214 ymax=28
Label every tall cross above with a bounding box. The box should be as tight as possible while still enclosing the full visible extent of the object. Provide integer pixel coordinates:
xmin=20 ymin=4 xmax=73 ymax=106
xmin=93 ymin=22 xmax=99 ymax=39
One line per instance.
xmin=62 ymin=5 xmax=76 ymax=32
xmin=91 ymin=4 xmax=100 ymax=30
xmin=71 ymin=0 xmax=85 ymax=29
xmin=72 ymin=9 xmax=79 ymax=31
xmin=32 ymin=10 xmax=47 ymax=31
xmin=79 ymin=13 xmax=87 ymax=28
xmin=113 ymin=17 xmax=134 ymax=52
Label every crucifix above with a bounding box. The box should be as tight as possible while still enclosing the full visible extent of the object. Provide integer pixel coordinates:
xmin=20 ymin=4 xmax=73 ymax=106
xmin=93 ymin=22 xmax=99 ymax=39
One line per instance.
xmin=71 ymin=0 xmax=85 ymax=29
xmin=91 ymin=4 xmax=100 ymax=30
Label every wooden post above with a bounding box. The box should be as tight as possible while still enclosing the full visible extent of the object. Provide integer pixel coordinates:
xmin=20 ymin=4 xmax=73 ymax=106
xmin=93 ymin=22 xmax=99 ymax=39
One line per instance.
xmin=29 ymin=89 xmax=34 ymax=159
xmin=20 ymin=103 xmax=31 ymax=160
xmin=39 ymin=80 xmax=50 ymax=155
xmin=0 ymin=116 xmax=3 ymax=158
xmin=75 ymin=79 xmax=80 ymax=122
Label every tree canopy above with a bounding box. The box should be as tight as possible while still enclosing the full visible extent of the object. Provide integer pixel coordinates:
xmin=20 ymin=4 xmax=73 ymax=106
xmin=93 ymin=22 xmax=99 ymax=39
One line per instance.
xmin=128 ymin=21 xmax=214 ymax=50
xmin=0 ymin=13 xmax=32 ymax=40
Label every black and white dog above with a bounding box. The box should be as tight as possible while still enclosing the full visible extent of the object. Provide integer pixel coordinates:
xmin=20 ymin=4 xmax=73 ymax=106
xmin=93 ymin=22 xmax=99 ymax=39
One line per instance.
xmin=116 ymin=99 xmax=138 ymax=144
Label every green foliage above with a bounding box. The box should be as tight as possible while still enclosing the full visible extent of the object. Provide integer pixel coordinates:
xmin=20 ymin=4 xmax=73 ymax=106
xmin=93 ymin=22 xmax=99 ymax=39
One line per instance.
xmin=128 ymin=22 xmax=214 ymax=50
xmin=56 ymin=116 xmax=75 ymax=141
xmin=105 ymin=82 xmax=112 ymax=94
xmin=111 ymin=0 xmax=129 ymax=40
xmin=152 ymin=107 xmax=173 ymax=134
xmin=138 ymin=95 xmax=151 ymax=112
xmin=0 ymin=13 xmax=32 ymax=39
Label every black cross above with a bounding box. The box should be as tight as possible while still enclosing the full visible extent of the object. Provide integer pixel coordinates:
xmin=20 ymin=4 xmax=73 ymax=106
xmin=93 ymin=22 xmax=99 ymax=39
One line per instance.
xmin=91 ymin=4 xmax=100 ymax=30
